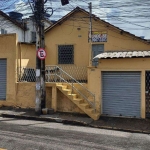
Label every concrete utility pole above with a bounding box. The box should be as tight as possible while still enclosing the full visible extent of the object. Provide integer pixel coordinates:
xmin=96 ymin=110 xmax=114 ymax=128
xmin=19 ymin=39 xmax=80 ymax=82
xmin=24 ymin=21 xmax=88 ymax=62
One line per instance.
xmin=34 ymin=0 xmax=46 ymax=115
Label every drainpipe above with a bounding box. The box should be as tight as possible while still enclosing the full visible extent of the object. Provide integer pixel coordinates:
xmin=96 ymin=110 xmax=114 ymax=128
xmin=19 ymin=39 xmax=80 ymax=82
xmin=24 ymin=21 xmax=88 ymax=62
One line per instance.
xmin=23 ymin=20 xmax=26 ymax=42
xmin=19 ymin=43 xmax=22 ymax=77
xmin=88 ymin=2 xmax=92 ymax=66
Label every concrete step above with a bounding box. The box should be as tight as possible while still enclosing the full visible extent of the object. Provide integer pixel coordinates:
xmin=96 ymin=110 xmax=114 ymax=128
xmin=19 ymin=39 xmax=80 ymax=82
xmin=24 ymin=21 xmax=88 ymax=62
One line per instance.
xmin=68 ymin=94 xmax=77 ymax=99
xmin=73 ymin=98 xmax=84 ymax=104
xmin=80 ymin=103 xmax=90 ymax=109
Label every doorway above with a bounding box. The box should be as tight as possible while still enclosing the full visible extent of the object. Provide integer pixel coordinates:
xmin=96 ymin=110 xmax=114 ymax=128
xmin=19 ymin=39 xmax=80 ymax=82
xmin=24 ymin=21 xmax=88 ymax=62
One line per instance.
xmin=92 ymin=44 xmax=104 ymax=66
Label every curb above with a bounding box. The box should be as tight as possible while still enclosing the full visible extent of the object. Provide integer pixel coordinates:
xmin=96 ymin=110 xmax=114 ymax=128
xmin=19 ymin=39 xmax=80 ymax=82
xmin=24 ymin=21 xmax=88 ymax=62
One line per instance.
xmin=1 ymin=113 xmax=88 ymax=126
xmin=1 ymin=113 xmax=150 ymax=134
xmin=88 ymin=124 xmax=150 ymax=134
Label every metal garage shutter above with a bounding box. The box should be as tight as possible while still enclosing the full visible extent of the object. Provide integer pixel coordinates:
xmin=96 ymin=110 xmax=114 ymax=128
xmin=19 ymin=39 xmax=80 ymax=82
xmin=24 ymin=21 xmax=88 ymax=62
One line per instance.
xmin=102 ymin=71 xmax=141 ymax=117
xmin=0 ymin=59 xmax=6 ymax=100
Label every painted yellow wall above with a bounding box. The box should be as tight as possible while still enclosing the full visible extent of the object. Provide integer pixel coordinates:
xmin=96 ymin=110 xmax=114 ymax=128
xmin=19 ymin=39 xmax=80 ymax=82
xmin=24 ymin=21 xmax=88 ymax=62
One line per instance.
xmin=92 ymin=20 xmax=150 ymax=51
xmin=88 ymin=58 xmax=150 ymax=118
xmin=46 ymin=83 xmax=85 ymax=114
xmin=0 ymin=34 xmax=17 ymax=107
xmin=45 ymin=12 xmax=90 ymax=66
xmin=15 ymin=82 xmax=84 ymax=114
xmin=0 ymin=35 xmax=36 ymax=108
xmin=45 ymin=11 xmax=150 ymax=67
xmin=17 ymin=43 xmax=36 ymax=68
xmin=16 ymin=83 xmax=52 ymax=109
xmin=16 ymin=83 xmax=35 ymax=108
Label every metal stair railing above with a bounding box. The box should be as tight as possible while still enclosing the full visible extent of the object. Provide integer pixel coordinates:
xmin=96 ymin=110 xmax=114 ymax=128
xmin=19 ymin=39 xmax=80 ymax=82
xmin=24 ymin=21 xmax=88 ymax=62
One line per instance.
xmin=45 ymin=65 xmax=96 ymax=112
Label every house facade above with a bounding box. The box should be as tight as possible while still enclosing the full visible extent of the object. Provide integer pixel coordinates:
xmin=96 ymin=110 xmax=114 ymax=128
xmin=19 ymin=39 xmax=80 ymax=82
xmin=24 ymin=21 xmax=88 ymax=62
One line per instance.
xmin=0 ymin=11 xmax=25 ymax=42
xmin=44 ymin=7 xmax=150 ymax=119
xmin=1 ymin=7 xmax=150 ymax=120
xmin=0 ymin=11 xmax=52 ymax=43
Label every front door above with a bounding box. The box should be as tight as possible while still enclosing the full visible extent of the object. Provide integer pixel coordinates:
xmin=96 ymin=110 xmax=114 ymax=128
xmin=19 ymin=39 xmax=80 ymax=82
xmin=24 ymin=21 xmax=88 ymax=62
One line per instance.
xmin=92 ymin=44 xmax=104 ymax=66
xmin=145 ymin=71 xmax=150 ymax=118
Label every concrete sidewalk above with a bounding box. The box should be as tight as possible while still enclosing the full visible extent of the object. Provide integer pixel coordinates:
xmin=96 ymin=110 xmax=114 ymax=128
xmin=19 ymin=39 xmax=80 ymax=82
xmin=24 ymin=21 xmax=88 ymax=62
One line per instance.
xmin=0 ymin=107 xmax=150 ymax=134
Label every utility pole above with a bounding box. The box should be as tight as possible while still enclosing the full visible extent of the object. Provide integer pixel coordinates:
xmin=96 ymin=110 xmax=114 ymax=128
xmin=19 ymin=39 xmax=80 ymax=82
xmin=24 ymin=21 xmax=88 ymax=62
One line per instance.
xmin=34 ymin=0 xmax=46 ymax=115
xmin=88 ymin=2 xmax=92 ymax=66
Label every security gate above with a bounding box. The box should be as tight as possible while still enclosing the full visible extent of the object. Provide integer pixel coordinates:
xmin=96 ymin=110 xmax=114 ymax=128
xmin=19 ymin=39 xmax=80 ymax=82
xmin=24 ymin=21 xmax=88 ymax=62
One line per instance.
xmin=0 ymin=59 xmax=6 ymax=100
xmin=145 ymin=71 xmax=150 ymax=118
xmin=102 ymin=71 xmax=141 ymax=117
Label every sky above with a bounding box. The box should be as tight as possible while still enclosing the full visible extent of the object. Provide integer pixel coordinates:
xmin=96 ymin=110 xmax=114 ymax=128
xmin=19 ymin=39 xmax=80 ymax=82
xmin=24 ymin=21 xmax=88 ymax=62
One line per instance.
xmin=1 ymin=0 xmax=150 ymax=39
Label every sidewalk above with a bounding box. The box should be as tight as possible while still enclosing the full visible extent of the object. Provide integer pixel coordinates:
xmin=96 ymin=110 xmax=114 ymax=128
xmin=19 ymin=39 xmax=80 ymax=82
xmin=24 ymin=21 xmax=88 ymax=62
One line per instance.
xmin=0 ymin=107 xmax=150 ymax=134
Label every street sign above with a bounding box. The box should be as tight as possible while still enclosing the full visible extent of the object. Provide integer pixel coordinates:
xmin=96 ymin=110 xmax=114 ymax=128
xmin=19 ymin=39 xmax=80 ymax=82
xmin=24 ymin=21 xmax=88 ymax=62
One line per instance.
xmin=37 ymin=48 xmax=47 ymax=60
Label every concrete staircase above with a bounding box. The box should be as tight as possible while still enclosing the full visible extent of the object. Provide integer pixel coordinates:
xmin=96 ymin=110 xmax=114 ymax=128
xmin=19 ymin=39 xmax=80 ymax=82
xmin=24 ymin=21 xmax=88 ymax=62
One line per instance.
xmin=56 ymin=83 xmax=100 ymax=120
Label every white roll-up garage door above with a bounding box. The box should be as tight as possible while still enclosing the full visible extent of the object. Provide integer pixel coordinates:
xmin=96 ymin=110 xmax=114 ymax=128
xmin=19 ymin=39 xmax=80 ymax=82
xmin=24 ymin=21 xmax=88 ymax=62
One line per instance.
xmin=0 ymin=59 xmax=6 ymax=100
xmin=102 ymin=71 xmax=141 ymax=117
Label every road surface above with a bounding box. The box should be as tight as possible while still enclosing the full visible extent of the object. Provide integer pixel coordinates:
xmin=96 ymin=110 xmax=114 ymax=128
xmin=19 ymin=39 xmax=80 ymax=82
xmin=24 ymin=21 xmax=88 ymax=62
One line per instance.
xmin=0 ymin=117 xmax=150 ymax=150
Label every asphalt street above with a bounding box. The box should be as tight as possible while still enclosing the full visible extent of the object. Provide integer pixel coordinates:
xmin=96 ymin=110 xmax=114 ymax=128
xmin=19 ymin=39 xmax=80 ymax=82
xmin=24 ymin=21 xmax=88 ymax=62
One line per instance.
xmin=0 ymin=117 xmax=150 ymax=150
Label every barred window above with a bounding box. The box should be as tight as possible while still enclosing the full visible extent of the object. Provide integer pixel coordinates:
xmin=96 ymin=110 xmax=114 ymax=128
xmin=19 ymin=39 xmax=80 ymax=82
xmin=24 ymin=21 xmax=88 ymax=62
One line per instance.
xmin=58 ymin=45 xmax=74 ymax=64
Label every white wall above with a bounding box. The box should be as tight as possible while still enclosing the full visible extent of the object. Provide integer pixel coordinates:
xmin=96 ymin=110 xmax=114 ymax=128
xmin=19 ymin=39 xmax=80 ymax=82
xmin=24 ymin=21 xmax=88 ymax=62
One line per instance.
xmin=0 ymin=16 xmax=52 ymax=43
xmin=0 ymin=15 xmax=24 ymax=42
xmin=24 ymin=18 xmax=52 ymax=43
xmin=24 ymin=18 xmax=36 ymax=43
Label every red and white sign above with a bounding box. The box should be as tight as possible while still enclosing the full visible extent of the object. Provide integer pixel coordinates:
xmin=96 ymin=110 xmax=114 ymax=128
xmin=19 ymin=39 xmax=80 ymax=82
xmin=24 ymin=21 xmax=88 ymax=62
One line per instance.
xmin=37 ymin=48 xmax=46 ymax=60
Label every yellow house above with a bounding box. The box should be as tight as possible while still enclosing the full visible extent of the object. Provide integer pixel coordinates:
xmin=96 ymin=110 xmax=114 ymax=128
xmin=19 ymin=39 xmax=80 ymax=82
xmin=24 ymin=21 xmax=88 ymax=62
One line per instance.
xmin=44 ymin=7 xmax=150 ymax=120
xmin=0 ymin=34 xmax=36 ymax=108
xmin=1 ymin=7 xmax=150 ymax=120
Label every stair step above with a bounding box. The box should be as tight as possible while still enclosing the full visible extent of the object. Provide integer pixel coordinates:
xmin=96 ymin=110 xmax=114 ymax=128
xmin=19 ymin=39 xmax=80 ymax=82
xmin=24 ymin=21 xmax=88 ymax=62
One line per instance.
xmin=63 ymin=89 xmax=71 ymax=92
xmin=68 ymin=94 xmax=77 ymax=98
xmin=73 ymin=98 xmax=84 ymax=104
xmin=63 ymin=89 xmax=72 ymax=94
xmin=80 ymin=103 xmax=89 ymax=109
xmin=56 ymin=83 xmax=100 ymax=120
xmin=57 ymin=85 xmax=68 ymax=90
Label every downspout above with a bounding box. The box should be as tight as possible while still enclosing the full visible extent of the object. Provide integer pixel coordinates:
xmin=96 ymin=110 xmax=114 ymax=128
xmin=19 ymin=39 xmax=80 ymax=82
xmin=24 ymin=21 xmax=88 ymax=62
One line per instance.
xmin=88 ymin=2 xmax=92 ymax=67
xmin=19 ymin=43 xmax=22 ymax=78
xmin=23 ymin=21 xmax=26 ymax=42
xmin=24 ymin=28 xmax=25 ymax=42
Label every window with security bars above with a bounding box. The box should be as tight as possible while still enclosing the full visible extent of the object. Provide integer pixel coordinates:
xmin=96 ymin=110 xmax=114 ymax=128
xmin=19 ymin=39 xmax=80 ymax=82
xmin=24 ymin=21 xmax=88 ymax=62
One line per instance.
xmin=58 ymin=45 xmax=74 ymax=64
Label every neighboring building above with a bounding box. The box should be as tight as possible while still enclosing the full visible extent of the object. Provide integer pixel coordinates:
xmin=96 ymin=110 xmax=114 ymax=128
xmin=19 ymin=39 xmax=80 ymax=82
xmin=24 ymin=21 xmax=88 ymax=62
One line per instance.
xmin=1 ymin=7 xmax=150 ymax=120
xmin=22 ymin=17 xmax=52 ymax=43
xmin=0 ymin=11 xmax=52 ymax=43
xmin=0 ymin=11 xmax=25 ymax=42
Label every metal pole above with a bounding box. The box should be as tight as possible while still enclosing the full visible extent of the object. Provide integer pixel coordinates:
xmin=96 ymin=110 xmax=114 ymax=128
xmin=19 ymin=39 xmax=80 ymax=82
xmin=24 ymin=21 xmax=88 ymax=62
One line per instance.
xmin=88 ymin=2 xmax=92 ymax=66
xmin=34 ymin=0 xmax=46 ymax=115
xmin=89 ymin=2 xmax=92 ymax=43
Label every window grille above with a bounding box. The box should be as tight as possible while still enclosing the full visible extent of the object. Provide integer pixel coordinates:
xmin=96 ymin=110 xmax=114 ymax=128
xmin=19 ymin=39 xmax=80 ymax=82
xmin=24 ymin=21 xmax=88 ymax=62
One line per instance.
xmin=58 ymin=45 xmax=74 ymax=64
